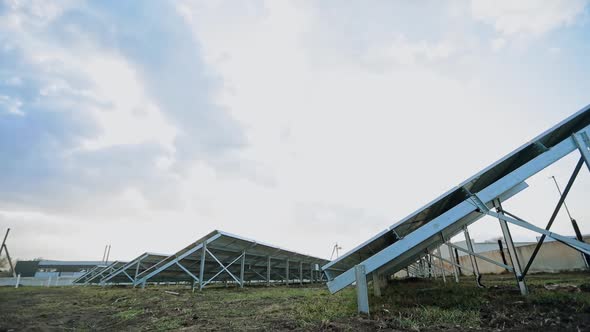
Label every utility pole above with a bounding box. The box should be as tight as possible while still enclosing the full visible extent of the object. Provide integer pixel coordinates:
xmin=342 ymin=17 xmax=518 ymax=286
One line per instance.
xmin=1 ymin=228 xmax=16 ymax=277
xmin=101 ymin=245 xmax=108 ymax=263
xmin=105 ymin=244 xmax=111 ymax=263
xmin=549 ymin=175 xmax=590 ymax=268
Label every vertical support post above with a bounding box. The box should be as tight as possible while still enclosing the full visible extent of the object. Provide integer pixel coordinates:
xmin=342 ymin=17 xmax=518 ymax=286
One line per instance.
xmin=355 ymin=265 xmax=370 ymax=315
xmin=240 ymin=250 xmax=246 ymax=288
xmin=134 ymin=260 xmax=141 ymax=282
xmin=299 ymin=261 xmax=303 ymax=285
xmin=463 ymin=227 xmax=481 ymax=283
xmin=372 ymin=267 xmax=387 ymax=297
xmin=570 ymin=219 xmax=590 ymax=268
xmin=310 ymin=263 xmax=314 ymax=283
xmin=573 ymin=131 xmax=590 ymax=172
xmin=285 ymin=259 xmax=289 ymax=286
xmin=447 ymin=243 xmax=459 ymax=282
xmin=497 ymin=239 xmax=509 ymax=269
xmin=199 ymin=243 xmax=206 ymax=291
xmin=417 ymin=258 xmax=423 ymax=277
xmin=267 ymin=256 xmax=271 ymax=286
xmin=436 ymin=248 xmax=446 ymax=283
xmin=430 ymin=254 xmax=437 ymax=279
xmin=454 ymin=248 xmax=462 ymax=276
xmin=496 ymin=207 xmax=528 ymax=295
xmin=192 ymin=280 xmax=197 ymax=293
xmin=14 ymin=273 xmax=20 ymax=288
xmin=141 ymin=281 xmax=146 ymax=289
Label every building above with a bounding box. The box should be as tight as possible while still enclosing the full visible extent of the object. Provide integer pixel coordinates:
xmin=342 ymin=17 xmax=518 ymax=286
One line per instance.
xmin=14 ymin=260 xmax=105 ymax=278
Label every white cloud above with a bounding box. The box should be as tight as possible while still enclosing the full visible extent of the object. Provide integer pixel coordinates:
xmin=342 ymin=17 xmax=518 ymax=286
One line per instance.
xmin=173 ymin=0 xmax=590 ymax=259
xmin=0 ymin=95 xmax=24 ymax=115
xmin=471 ymin=0 xmax=589 ymax=36
xmin=491 ymin=37 xmax=506 ymax=52
xmin=363 ymin=34 xmax=456 ymax=66
xmin=77 ymin=55 xmax=177 ymax=152
xmin=1 ymin=0 xmax=589 ymax=263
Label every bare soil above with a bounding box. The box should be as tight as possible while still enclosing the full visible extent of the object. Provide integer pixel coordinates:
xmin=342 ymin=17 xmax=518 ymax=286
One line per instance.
xmin=1 ymin=273 xmax=589 ymax=331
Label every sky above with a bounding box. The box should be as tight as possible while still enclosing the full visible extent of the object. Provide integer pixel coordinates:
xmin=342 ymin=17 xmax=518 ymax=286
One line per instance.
xmin=1 ymin=0 xmax=589 ymax=262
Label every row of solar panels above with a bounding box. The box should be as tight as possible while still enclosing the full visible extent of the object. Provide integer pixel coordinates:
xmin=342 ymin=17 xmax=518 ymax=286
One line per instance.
xmin=73 ymin=230 xmax=330 ymax=287
xmin=322 ymin=104 xmax=590 ymax=294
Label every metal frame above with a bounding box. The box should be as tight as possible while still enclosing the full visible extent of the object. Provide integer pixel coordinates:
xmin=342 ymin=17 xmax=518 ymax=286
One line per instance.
xmin=72 ymin=264 xmax=108 ymax=284
xmin=322 ymin=105 xmax=590 ymax=313
xmin=99 ymin=252 xmax=168 ymax=285
xmin=131 ymin=230 xmax=328 ymax=289
xmin=75 ymin=261 xmax=127 ymax=285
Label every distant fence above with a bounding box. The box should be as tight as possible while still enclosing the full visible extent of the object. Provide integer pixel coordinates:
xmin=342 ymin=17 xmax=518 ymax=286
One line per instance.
xmin=0 ymin=275 xmax=77 ymax=287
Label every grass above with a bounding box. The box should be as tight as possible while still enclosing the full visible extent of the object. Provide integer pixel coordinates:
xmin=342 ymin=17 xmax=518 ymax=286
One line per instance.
xmin=389 ymin=306 xmax=480 ymax=330
xmin=113 ymin=308 xmax=143 ymax=320
xmin=1 ymin=273 xmax=589 ymax=331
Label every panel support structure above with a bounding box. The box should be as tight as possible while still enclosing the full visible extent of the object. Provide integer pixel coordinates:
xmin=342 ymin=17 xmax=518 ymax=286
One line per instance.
xmin=326 ymin=120 xmax=590 ymax=294
xmin=463 ymin=227 xmax=483 ymax=287
xmin=266 ymin=256 xmax=271 ymax=287
xmin=573 ymin=131 xmax=590 ymax=171
xmin=285 ymin=259 xmax=289 ymax=285
xmin=199 ymin=243 xmax=206 ymax=290
xmin=436 ymin=248 xmax=446 ymax=283
xmin=495 ymin=203 xmax=528 ymax=295
xmin=519 ymin=157 xmax=584 ymax=276
xmin=446 ymin=243 xmax=459 ymax=282
xmin=447 ymin=242 xmax=513 ymax=272
xmin=355 ymin=265 xmax=370 ymax=315
xmin=240 ymin=250 xmax=246 ymax=288
xmin=487 ymin=210 xmax=590 ymax=255
xmin=372 ymin=266 xmax=388 ymax=297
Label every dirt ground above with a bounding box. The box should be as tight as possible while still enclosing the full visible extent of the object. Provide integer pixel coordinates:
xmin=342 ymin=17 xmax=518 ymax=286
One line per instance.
xmin=1 ymin=272 xmax=589 ymax=331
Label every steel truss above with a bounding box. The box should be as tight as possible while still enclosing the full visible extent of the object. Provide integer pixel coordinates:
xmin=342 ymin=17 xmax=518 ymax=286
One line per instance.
xmin=129 ymin=230 xmax=328 ymax=290
xmin=322 ymin=106 xmax=590 ymax=314
xmin=73 ymin=261 xmax=127 ymax=285
xmin=97 ymin=253 xmax=168 ymax=285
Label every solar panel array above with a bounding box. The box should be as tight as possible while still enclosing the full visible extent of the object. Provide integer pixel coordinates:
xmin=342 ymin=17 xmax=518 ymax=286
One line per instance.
xmin=75 ymin=230 xmax=329 ymax=289
xmin=323 ymin=104 xmax=590 ymax=296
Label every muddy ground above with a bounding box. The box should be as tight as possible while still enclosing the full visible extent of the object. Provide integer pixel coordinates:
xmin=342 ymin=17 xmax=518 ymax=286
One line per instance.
xmin=1 ymin=273 xmax=589 ymax=331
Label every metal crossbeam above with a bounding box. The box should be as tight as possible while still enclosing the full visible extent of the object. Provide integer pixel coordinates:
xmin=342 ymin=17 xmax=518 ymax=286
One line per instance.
xmin=494 ymin=201 xmax=528 ymax=294
xmin=429 ymin=251 xmax=474 ymax=273
xmin=176 ymin=261 xmax=199 ymax=282
xmin=518 ymin=157 xmax=584 ymax=276
xmin=485 ymin=210 xmax=590 ymax=255
xmin=447 ymin=243 xmax=514 ymax=271
xmin=134 ymin=233 xmax=222 ymax=286
xmin=573 ymin=131 xmax=590 ymax=171
xmin=201 ymin=250 xmax=244 ymax=288
xmin=122 ymin=271 xmax=134 ymax=283
xmin=102 ymin=253 xmax=150 ymax=285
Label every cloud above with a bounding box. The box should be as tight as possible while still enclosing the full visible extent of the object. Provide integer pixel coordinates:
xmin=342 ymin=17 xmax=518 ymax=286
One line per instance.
xmin=363 ymin=34 xmax=456 ymax=66
xmin=491 ymin=37 xmax=506 ymax=52
xmin=0 ymin=1 xmax=245 ymax=216
xmin=1 ymin=0 xmax=589 ymax=262
xmin=471 ymin=0 xmax=590 ymax=36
